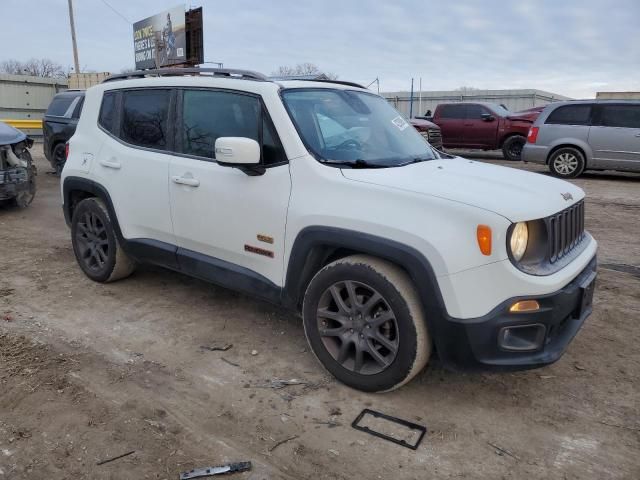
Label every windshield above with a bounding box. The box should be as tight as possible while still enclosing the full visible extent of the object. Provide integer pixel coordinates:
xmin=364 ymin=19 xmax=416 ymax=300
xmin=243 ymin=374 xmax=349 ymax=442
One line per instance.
xmin=281 ymin=88 xmax=436 ymax=167
xmin=488 ymin=103 xmax=510 ymax=116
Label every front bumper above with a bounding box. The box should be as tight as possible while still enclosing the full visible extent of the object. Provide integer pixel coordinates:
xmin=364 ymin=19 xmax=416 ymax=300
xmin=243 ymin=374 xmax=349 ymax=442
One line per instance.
xmin=435 ymin=256 xmax=597 ymax=372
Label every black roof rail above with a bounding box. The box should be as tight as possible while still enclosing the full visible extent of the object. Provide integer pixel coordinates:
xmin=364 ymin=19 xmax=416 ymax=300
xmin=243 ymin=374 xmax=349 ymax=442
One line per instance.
xmin=102 ymin=67 xmax=269 ymax=83
xmin=278 ymin=78 xmax=367 ymax=89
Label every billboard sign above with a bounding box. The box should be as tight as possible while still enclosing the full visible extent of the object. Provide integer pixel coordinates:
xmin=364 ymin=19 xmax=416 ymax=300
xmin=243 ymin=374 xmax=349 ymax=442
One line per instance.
xmin=133 ymin=5 xmax=186 ymax=70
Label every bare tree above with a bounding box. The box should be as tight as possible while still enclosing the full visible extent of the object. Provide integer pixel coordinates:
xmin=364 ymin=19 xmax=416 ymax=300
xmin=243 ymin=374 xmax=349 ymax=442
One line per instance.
xmin=272 ymin=63 xmax=338 ymax=80
xmin=0 ymin=58 xmax=69 ymax=78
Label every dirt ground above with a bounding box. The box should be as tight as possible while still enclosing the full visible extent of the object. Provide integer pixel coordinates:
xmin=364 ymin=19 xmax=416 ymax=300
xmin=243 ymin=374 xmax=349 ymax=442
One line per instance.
xmin=1 ymin=151 xmax=639 ymax=480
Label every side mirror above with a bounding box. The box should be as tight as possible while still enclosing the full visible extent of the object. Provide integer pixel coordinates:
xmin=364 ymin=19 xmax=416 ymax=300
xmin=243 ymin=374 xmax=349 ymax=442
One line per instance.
xmin=481 ymin=113 xmax=495 ymax=122
xmin=215 ymin=137 xmax=264 ymax=175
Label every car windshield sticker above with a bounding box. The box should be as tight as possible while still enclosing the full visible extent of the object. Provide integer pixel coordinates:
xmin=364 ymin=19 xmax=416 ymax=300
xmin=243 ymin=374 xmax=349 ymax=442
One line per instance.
xmin=391 ymin=116 xmax=409 ymax=131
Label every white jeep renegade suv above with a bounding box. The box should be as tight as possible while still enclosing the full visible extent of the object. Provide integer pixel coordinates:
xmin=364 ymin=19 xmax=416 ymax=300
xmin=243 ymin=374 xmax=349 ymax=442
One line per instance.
xmin=62 ymin=68 xmax=597 ymax=392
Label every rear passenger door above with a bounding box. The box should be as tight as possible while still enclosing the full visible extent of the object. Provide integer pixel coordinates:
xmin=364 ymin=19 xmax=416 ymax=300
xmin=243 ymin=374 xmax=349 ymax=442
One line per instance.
xmin=168 ymin=89 xmax=291 ymax=288
xmin=589 ymin=104 xmax=640 ymax=171
xmin=435 ymin=104 xmax=466 ymax=146
xmin=93 ymin=89 xmax=177 ymax=251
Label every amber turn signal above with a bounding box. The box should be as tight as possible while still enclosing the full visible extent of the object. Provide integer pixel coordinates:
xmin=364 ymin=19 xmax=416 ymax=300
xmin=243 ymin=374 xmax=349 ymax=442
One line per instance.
xmin=509 ymin=300 xmax=540 ymax=313
xmin=476 ymin=225 xmax=492 ymax=256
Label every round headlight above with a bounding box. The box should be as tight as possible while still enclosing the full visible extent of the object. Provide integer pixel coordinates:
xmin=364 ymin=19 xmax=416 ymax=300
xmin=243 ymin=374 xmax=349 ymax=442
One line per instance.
xmin=510 ymin=222 xmax=529 ymax=261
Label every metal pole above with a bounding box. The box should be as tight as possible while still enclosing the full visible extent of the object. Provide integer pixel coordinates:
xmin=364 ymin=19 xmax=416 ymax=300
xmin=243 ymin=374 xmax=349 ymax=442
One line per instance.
xmin=419 ymin=77 xmax=422 ymax=117
xmin=67 ymin=0 xmax=80 ymax=73
xmin=409 ymin=78 xmax=414 ymax=118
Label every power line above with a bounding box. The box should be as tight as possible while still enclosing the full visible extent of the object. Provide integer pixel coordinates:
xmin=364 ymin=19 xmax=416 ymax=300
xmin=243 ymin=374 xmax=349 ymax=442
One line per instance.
xmin=99 ymin=0 xmax=131 ymax=24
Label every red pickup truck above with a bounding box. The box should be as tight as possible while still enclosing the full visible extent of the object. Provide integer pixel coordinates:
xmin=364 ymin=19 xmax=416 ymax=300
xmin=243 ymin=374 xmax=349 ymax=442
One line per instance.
xmin=431 ymin=102 xmax=542 ymax=160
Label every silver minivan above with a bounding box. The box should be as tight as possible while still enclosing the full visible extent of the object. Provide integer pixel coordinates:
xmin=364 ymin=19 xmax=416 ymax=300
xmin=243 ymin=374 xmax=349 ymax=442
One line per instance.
xmin=522 ymin=100 xmax=640 ymax=178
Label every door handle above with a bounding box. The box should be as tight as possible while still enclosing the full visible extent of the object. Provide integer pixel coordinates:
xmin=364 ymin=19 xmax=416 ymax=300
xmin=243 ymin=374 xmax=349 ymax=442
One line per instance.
xmin=635 ymin=133 xmax=640 ymax=137
xmin=172 ymin=175 xmax=200 ymax=187
xmin=99 ymin=159 xmax=121 ymax=169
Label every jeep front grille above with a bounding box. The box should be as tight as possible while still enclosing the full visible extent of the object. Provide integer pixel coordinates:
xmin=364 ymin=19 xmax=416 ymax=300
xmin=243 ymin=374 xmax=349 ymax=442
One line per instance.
xmin=545 ymin=200 xmax=585 ymax=263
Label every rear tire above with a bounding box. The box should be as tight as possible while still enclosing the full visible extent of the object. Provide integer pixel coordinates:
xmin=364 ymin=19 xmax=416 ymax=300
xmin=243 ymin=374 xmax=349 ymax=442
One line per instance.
xmin=302 ymin=255 xmax=431 ymax=392
xmin=71 ymin=197 xmax=136 ymax=283
xmin=502 ymin=135 xmax=526 ymax=161
xmin=52 ymin=143 xmax=66 ymax=175
xmin=548 ymin=147 xmax=585 ymax=178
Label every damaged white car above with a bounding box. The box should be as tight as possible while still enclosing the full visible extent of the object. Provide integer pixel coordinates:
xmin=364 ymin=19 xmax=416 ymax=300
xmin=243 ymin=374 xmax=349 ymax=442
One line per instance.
xmin=0 ymin=121 xmax=36 ymax=207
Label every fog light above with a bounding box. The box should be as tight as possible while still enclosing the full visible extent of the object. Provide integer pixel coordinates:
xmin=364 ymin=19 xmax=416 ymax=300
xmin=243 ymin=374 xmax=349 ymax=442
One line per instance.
xmin=509 ymin=300 xmax=540 ymax=313
xmin=498 ymin=324 xmax=546 ymax=352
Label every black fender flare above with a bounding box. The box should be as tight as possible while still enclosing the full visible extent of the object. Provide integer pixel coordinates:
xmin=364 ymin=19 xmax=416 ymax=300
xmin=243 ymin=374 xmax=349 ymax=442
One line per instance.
xmin=62 ymin=176 xmax=123 ymax=238
xmin=282 ymin=226 xmax=448 ymax=336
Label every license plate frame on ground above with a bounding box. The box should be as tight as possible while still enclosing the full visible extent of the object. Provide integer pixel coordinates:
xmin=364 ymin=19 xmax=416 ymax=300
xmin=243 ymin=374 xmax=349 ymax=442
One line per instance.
xmin=351 ymin=408 xmax=427 ymax=450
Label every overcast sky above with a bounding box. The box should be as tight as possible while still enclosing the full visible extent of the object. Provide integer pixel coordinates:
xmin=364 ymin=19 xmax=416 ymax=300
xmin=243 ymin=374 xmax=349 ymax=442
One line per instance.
xmin=3 ymin=0 xmax=639 ymax=98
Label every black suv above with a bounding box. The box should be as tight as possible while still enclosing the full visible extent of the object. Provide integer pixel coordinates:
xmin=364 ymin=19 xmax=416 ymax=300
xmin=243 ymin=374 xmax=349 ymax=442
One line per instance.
xmin=43 ymin=90 xmax=85 ymax=174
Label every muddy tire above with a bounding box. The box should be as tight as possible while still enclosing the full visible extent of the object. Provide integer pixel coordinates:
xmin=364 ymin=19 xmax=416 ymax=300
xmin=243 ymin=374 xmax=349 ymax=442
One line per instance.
xmin=52 ymin=143 xmax=66 ymax=175
xmin=303 ymin=255 xmax=431 ymax=392
xmin=502 ymin=135 xmax=526 ymax=161
xmin=71 ymin=197 xmax=136 ymax=283
xmin=548 ymin=147 xmax=585 ymax=178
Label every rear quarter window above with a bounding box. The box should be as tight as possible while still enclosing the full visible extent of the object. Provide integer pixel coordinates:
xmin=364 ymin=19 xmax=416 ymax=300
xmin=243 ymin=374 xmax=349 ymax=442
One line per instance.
xmin=545 ymin=105 xmax=592 ymax=126
xmin=98 ymin=92 xmax=117 ymax=134
xmin=46 ymin=96 xmax=75 ymax=117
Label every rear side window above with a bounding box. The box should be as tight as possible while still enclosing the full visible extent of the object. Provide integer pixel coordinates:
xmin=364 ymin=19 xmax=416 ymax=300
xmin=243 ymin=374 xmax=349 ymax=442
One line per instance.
xmin=546 ymin=105 xmax=592 ymax=125
xmin=46 ymin=95 xmax=75 ymax=117
xmin=597 ymin=105 xmax=640 ymax=129
xmin=121 ymin=90 xmax=171 ymax=149
xmin=181 ymin=90 xmax=260 ymax=159
xmin=98 ymin=92 xmax=117 ymax=133
xmin=72 ymin=97 xmax=85 ymax=119
xmin=438 ymin=104 xmax=465 ymax=119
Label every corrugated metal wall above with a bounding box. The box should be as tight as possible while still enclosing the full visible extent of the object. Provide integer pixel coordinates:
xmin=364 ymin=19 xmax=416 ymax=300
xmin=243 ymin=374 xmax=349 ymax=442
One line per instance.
xmin=0 ymin=74 xmax=69 ymax=139
xmin=383 ymin=89 xmax=572 ymax=117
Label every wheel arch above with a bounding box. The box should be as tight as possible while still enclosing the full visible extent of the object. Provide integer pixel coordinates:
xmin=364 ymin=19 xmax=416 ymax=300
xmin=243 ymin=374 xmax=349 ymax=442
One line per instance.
xmin=545 ymin=142 xmax=590 ymax=166
xmin=283 ymin=227 xmax=447 ymax=332
xmin=498 ymin=132 xmax=526 ymax=148
xmin=62 ymin=176 xmax=124 ymax=242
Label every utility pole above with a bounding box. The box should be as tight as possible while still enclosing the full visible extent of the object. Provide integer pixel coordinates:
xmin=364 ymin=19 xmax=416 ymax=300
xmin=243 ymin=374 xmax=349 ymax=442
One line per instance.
xmin=67 ymin=0 xmax=80 ymax=73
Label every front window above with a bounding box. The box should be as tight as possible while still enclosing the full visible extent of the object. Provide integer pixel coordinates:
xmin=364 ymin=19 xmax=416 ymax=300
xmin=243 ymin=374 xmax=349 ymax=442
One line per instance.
xmin=282 ymin=88 xmax=436 ymax=167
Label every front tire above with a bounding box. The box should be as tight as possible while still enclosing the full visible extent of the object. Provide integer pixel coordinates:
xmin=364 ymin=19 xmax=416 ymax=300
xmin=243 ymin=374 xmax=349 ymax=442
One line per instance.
xmin=502 ymin=135 xmax=526 ymax=161
xmin=302 ymin=255 xmax=431 ymax=392
xmin=548 ymin=147 xmax=585 ymax=178
xmin=71 ymin=197 xmax=136 ymax=283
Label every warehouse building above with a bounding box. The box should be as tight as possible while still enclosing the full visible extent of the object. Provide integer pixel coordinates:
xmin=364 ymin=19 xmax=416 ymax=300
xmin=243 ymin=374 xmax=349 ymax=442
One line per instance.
xmin=383 ymin=88 xmax=571 ymax=117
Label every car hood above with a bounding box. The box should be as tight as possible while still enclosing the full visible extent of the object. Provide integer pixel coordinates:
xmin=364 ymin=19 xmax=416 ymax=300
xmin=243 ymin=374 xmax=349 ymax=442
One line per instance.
xmin=506 ymin=110 xmax=540 ymax=122
xmin=341 ymin=157 xmax=584 ymax=222
xmin=410 ymin=118 xmax=439 ymax=130
xmin=0 ymin=121 xmax=27 ymax=145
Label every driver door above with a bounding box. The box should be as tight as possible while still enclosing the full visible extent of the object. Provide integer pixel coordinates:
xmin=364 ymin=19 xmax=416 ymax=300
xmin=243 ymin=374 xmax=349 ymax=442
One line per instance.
xmin=169 ymin=89 xmax=291 ymax=288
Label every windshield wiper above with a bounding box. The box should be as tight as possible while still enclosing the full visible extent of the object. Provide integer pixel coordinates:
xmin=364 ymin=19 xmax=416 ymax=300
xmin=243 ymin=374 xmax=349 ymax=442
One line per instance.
xmin=321 ymin=159 xmax=386 ymax=169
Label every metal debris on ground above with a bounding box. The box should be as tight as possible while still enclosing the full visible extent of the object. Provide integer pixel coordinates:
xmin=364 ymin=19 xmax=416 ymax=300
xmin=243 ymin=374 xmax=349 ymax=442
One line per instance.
xmin=268 ymin=435 xmax=299 ymax=452
xmin=487 ymin=441 xmax=520 ymax=461
xmin=351 ymin=408 xmax=427 ymax=450
xmin=220 ymin=357 xmax=240 ymax=367
xmin=96 ymin=450 xmax=136 ymax=466
xmin=180 ymin=461 xmax=252 ymax=479
xmin=255 ymin=379 xmax=307 ymax=389
xmin=200 ymin=344 xmax=233 ymax=352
